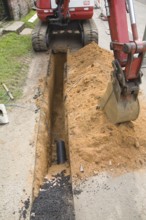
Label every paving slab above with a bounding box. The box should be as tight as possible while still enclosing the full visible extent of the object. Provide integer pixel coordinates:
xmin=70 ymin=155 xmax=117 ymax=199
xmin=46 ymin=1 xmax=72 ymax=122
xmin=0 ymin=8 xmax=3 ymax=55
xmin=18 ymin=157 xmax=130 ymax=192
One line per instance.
xmin=3 ymin=21 xmax=25 ymax=34
xmin=20 ymin=28 xmax=33 ymax=35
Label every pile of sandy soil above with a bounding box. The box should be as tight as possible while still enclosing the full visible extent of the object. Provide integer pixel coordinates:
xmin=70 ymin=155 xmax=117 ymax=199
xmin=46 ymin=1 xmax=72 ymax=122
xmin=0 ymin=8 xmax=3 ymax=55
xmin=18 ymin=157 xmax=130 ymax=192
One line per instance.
xmin=65 ymin=42 xmax=146 ymax=182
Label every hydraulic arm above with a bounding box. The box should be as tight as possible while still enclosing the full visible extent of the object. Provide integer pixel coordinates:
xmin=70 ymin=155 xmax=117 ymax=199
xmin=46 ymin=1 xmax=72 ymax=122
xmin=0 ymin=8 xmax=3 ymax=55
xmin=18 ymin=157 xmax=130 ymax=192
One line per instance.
xmin=100 ymin=0 xmax=146 ymax=124
xmin=55 ymin=0 xmax=70 ymax=21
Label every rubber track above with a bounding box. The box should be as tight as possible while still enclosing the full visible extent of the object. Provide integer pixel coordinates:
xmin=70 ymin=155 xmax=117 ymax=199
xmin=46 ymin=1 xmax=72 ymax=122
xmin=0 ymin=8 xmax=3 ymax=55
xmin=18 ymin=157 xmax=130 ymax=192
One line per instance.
xmin=82 ymin=19 xmax=98 ymax=46
xmin=32 ymin=21 xmax=49 ymax=52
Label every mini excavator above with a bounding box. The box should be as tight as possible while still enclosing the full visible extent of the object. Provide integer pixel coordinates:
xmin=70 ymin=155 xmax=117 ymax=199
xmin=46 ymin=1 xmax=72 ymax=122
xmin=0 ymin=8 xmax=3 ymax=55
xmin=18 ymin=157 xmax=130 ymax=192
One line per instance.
xmin=32 ymin=0 xmax=146 ymax=124
xmin=32 ymin=0 xmax=98 ymax=50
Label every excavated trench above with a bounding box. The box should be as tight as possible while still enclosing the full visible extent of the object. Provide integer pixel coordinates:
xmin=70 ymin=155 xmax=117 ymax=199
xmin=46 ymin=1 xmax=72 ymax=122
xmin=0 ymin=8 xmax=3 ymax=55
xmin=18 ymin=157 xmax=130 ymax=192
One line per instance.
xmin=51 ymin=53 xmax=67 ymax=163
xmin=31 ymin=52 xmax=75 ymax=220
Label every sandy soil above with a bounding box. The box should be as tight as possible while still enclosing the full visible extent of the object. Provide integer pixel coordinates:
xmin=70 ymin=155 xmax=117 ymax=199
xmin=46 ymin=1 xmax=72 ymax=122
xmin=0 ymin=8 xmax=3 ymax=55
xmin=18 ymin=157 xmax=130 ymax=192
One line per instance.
xmin=32 ymin=77 xmax=51 ymax=197
xmin=65 ymin=42 xmax=146 ymax=182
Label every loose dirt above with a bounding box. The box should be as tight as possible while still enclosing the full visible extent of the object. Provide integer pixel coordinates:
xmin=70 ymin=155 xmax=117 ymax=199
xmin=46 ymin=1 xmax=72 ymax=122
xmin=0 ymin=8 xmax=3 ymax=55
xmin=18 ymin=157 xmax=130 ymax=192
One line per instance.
xmin=31 ymin=171 xmax=75 ymax=220
xmin=32 ymin=77 xmax=50 ymax=198
xmin=65 ymin=42 xmax=146 ymax=182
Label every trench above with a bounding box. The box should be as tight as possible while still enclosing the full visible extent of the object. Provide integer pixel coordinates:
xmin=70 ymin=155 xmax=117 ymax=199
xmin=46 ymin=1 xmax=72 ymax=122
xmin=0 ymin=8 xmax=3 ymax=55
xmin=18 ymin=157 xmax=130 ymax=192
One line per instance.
xmin=51 ymin=53 xmax=67 ymax=164
xmin=31 ymin=52 xmax=75 ymax=220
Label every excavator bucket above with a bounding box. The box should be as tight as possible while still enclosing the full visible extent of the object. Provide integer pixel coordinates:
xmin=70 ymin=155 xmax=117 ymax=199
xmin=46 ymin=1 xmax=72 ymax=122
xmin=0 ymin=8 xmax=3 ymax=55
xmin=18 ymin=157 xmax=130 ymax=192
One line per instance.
xmin=100 ymin=81 xmax=140 ymax=124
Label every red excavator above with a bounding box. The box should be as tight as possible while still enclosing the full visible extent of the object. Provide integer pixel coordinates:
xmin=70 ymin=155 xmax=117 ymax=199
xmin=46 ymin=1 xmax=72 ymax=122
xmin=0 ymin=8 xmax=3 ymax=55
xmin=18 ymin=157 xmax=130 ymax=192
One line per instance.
xmin=32 ymin=0 xmax=146 ymax=124
xmin=32 ymin=0 xmax=98 ymax=51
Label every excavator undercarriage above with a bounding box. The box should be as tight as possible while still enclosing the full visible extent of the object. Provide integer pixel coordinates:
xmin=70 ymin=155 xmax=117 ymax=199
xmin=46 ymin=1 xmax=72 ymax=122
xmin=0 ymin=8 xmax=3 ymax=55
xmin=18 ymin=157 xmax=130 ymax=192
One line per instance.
xmin=32 ymin=19 xmax=98 ymax=52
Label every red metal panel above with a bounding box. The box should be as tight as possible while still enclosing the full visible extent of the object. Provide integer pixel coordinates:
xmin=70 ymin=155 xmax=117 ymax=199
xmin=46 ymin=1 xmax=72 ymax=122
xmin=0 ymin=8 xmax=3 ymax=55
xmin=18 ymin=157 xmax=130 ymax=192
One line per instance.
xmin=125 ymin=55 xmax=143 ymax=79
xmin=108 ymin=0 xmax=129 ymax=65
xmin=70 ymin=8 xmax=93 ymax=20
xmin=37 ymin=10 xmax=53 ymax=22
xmin=37 ymin=7 xmax=93 ymax=22
xmin=36 ymin=0 xmax=51 ymax=9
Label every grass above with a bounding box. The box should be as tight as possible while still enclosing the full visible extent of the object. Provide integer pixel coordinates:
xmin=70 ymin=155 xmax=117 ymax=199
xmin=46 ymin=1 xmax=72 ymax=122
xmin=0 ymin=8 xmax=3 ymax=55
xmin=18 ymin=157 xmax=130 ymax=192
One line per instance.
xmin=21 ymin=10 xmax=38 ymax=29
xmin=0 ymin=32 xmax=32 ymax=103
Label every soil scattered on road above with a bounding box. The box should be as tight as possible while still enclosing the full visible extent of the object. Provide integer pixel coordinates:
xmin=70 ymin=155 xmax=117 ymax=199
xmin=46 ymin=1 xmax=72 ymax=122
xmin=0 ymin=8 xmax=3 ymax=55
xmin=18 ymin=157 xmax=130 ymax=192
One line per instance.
xmin=31 ymin=171 xmax=75 ymax=220
xmin=65 ymin=42 xmax=146 ymax=182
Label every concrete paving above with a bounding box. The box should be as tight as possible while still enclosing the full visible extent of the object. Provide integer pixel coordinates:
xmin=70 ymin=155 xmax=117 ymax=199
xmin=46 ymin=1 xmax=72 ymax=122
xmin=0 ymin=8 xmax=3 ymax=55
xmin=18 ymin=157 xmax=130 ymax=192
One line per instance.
xmin=0 ymin=53 xmax=49 ymax=220
xmin=3 ymin=21 xmax=25 ymax=34
xmin=93 ymin=9 xmax=110 ymax=50
xmin=20 ymin=28 xmax=33 ymax=35
xmin=133 ymin=0 xmax=146 ymax=39
xmin=142 ymin=26 xmax=146 ymax=68
xmin=136 ymin=0 xmax=146 ymax=5
xmin=133 ymin=0 xmax=146 ymax=95
xmin=72 ymin=1 xmax=146 ymax=220
xmin=74 ymin=171 xmax=146 ymax=220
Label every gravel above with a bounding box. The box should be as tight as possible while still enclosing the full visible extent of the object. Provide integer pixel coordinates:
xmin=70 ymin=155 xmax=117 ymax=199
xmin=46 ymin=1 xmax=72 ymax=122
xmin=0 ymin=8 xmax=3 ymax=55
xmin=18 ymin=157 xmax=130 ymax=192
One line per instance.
xmin=31 ymin=171 xmax=75 ymax=220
